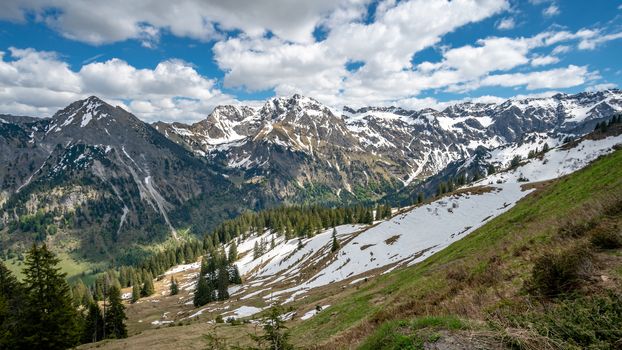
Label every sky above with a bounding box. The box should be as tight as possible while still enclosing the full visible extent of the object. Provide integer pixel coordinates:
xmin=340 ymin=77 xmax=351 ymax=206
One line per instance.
xmin=0 ymin=0 xmax=620 ymax=123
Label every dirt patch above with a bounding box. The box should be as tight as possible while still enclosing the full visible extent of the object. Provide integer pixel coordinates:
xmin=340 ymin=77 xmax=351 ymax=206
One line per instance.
xmin=384 ymin=235 xmax=401 ymax=245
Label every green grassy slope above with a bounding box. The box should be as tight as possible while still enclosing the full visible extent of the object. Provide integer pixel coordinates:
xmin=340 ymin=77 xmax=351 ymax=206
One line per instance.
xmin=293 ymin=149 xmax=622 ymax=349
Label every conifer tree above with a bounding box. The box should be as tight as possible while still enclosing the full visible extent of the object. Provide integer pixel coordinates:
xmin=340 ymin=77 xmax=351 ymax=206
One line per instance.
xmin=252 ymin=306 xmax=293 ymax=350
xmin=217 ymin=265 xmax=230 ymax=301
xmin=131 ymin=283 xmax=141 ymax=303
xmin=0 ymin=261 xmax=23 ymax=349
xmin=104 ymin=286 xmax=127 ymax=339
xmin=331 ymin=228 xmax=340 ymax=253
xmin=229 ymin=265 xmax=242 ymax=284
xmin=170 ymin=277 xmax=179 ymax=296
xmin=194 ymin=275 xmax=211 ymax=307
xmin=82 ymin=302 xmax=104 ymax=344
xmin=141 ymin=273 xmax=155 ymax=297
xmin=228 ymin=241 xmax=238 ymax=263
xmin=20 ymin=244 xmax=80 ymax=349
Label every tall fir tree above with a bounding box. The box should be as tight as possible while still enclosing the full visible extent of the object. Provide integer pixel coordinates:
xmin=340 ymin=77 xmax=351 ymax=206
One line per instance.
xmin=331 ymin=228 xmax=340 ymax=253
xmin=82 ymin=302 xmax=104 ymax=344
xmin=217 ymin=264 xmax=230 ymax=301
xmin=104 ymin=286 xmax=127 ymax=339
xmin=228 ymin=241 xmax=238 ymax=263
xmin=19 ymin=244 xmax=80 ymax=349
xmin=0 ymin=261 xmax=23 ymax=349
xmin=141 ymin=273 xmax=155 ymax=297
xmin=131 ymin=283 xmax=141 ymax=303
xmin=194 ymin=275 xmax=211 ymax=307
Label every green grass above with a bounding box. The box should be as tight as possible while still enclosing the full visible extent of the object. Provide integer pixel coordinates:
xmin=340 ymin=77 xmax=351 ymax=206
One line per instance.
xmin=358 ymin=316 xmax=468 ymax=350
xmin=3 ymin=251 xmax=104 ymax=284
xmin=293 ymin=150 xmax=622 ymax=348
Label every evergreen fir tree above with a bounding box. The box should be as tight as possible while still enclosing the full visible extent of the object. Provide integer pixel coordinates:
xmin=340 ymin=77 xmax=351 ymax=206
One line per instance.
xmin=217 ymin=265 xmax=230 ymax=301
xmin=251 ymin=306 xmax=293 ymax=350
xmin=170 ymin=277 xmax=179 ymax=296
xmin=229 ymin=265 xmax=242 ymax=284
xmin=331 ymin=228 xmax=340 ymax=253
xmin=104 ymin=286 xmax=127 ymax=339
xmin=228 ymin=241 xmax=238 ymax=263
xmin=131 ymin=283 xmax=141 ymax=303
xmin=82 ymin=302 xmax=104 ymax=344
xmin=194 ymin=275 xmax=211 ymax=307
xmin=141 ymin=273 xmax=155 ymax=297
xmin=20 ymin=244 xmax=80 ymax=349
xmin=0 ymin=261 xmax=23 ymax=349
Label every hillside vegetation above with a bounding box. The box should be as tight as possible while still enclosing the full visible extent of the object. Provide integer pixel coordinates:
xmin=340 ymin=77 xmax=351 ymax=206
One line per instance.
xmin=297 ymin=148 xmax=622 ymax=349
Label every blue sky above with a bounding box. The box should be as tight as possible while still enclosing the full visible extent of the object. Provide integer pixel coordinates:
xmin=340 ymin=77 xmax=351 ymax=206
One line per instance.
xmin=0 ymin=0 xmax=620 ymax=123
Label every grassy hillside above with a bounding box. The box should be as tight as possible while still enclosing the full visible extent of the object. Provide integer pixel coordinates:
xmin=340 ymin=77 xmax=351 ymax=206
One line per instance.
xmin=295 ymin=148 xmax=622 ymax=349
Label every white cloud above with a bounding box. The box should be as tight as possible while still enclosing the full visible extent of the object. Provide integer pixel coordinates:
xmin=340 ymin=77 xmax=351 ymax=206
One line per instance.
xmin=585 ymin=83 xmax=617 ymax=92
xmin=543 ymin=4 xmax=560 ymax=17
xmin=0 ymin=0 xmax=370 ymax=45
xmin=551 ymin=45 xmax=571 ymax=55
xmin=530 ymin=55 xmax=559 ymax=66
xmin=478 ymin=65 xmax=589 ymax=90
xmin=578 ymin=31 xmax=622 ymax=50
xmin=497 ymin=17 xmax=516 ymax=30
xmin=0 ymin=47 xmax=235 ymax=122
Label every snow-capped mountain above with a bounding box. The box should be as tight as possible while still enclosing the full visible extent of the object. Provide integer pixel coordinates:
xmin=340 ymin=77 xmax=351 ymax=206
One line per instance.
xmin=0 ymin=90 xmax=620 ymax=264
xmin=156 ymin=89 xmax=622 ymax=200
xmin=0 ymin=97 xmax=259 ymax=261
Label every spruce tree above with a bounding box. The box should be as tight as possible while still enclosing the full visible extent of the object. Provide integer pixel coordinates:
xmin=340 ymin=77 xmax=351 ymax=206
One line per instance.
xmin=252 ymin=306 xmax=293 ymax=350
xmin=0 ymin=261 xmax=23 ymax=349
xmin=104 ymin=286 xmax=127 ymax=339
xmin=217 ymin=264 xmax=230 ymax=301
xmin=20 ymin=244 xmax=80 ymax=349
xmin=228 ymin=241 xmax=238 ymax=263
xmin=331 ymin=228 xmax=340 ymax=253
xmin=82 ymin=302 xmax=104 ymax=344
xmin=229 ymin=265 xmax=242 ymax=284
xmin=141 ymin=273 xmax=155 ymax=297
xmin=194 ymin=275 xmax=211 ymax=307
xmin=131 ymin=283 xmax=141 ymax=303
xmin=170 ymin=277 xmax=179 ymax=296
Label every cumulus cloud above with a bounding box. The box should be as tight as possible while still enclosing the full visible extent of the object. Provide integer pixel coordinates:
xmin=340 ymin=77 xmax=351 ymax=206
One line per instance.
xmin=0 ymin=0 xmax=616 ymax=119
xmin=578 ymin=31 xmax=622 ymax=50
xmin=0 ymin=47 xmax=234 ymax=122
xmin=0 ymin=0 xmax=370 ymax=45
xmin=530 ymin=55 xmax=559 ymax=66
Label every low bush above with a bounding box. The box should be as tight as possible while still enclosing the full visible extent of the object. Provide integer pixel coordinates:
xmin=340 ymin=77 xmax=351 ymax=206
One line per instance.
xmin=529 ymin=244 xmax=592 ymax=298
xmin=590 ymin=226 xmax=622 ymax=249
xmin=499 ymin=292 xmax=622 ymax=350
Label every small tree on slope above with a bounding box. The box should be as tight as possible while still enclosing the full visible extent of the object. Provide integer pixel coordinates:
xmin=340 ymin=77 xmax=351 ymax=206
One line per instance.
xmin=104 ymin=285 xmax=127 ymax=339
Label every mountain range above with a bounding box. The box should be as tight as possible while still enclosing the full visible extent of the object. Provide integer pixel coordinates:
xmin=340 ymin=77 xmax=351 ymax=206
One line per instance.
xmin=1 ymin=89 xmax=621 ymax=263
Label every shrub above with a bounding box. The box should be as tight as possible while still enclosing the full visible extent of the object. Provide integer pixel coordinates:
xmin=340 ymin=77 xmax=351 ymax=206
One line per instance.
xmin=558 ymin=221 xmax=596 ymax=238
xmin=590 ymin=226 xmax=622 ymax=249
xmin=529 ymin=244 xmax=592 ymax=298
xmin=498 ymin=292 xmax=622 ymax=349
